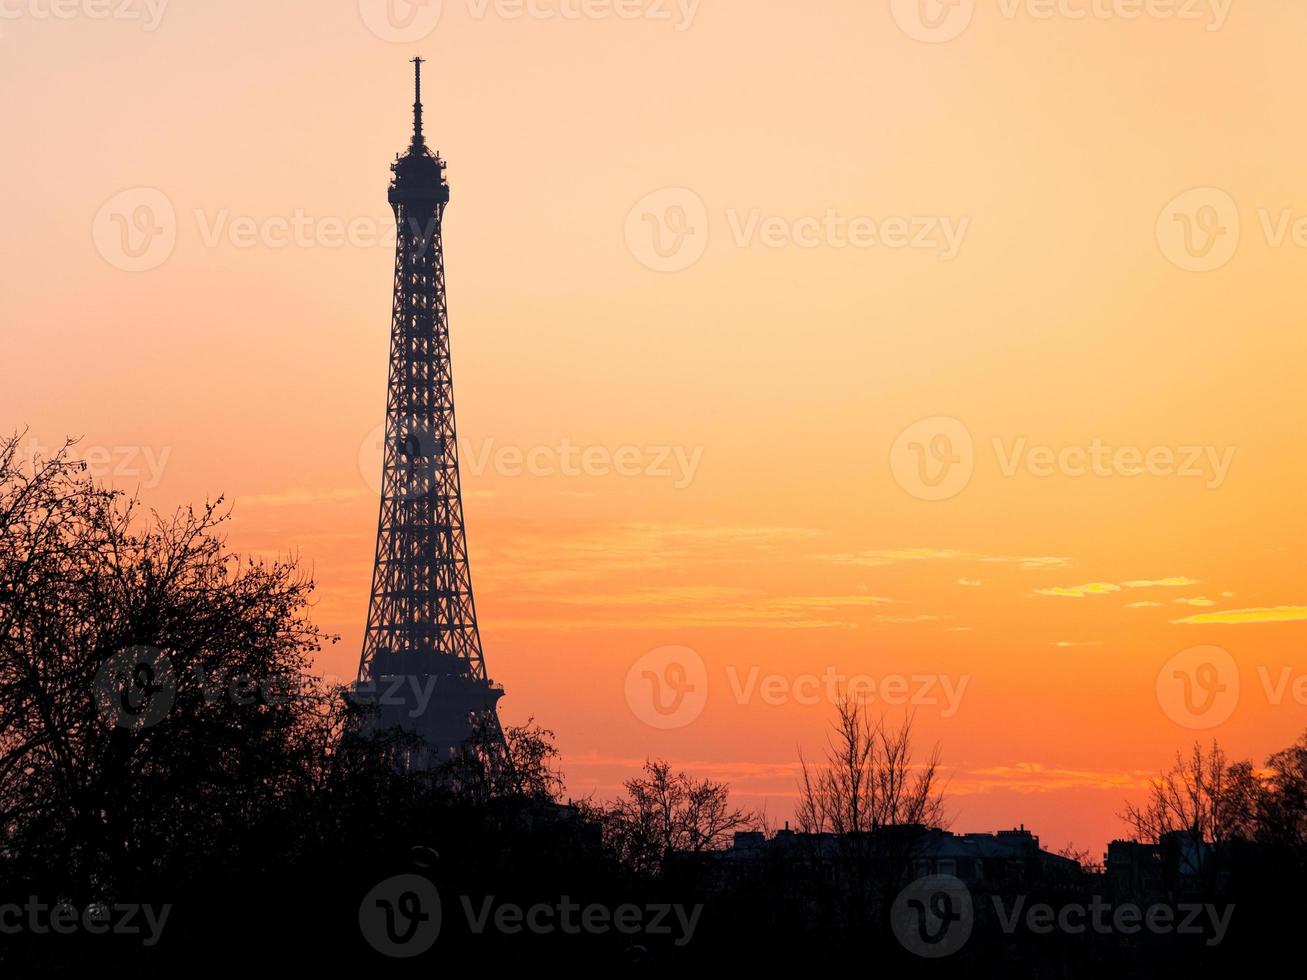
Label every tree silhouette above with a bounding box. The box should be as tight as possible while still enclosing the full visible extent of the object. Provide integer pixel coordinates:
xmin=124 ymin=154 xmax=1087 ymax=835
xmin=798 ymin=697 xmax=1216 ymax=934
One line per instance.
xmin=595 ymin=759 xmax=757 ymax=878
xmin=1257 ymin=731 xmax=1307 ymax=850
xmin=795 ymin=702 xmax=945 ymax=927
xmin=0 ymin=434 xmax=332 ymax=898
xmin=1122 ymin=740 xmax=1259 ymax=894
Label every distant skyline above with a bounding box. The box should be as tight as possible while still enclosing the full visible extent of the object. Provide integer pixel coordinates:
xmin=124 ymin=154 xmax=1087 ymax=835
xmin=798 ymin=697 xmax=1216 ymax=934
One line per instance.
xmin=3 ymin=0 xmax=1305 ymax=855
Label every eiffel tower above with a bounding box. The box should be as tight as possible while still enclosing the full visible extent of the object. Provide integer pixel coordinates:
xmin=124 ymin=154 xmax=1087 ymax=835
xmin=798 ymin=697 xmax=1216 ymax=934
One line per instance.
xmin=357 ymin=59 xmax=504 ymax=767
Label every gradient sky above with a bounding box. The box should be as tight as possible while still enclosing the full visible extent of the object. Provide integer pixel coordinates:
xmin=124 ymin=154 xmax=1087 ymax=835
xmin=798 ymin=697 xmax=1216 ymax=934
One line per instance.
xmin=3 ymin=0 xmax=1306 ymax=856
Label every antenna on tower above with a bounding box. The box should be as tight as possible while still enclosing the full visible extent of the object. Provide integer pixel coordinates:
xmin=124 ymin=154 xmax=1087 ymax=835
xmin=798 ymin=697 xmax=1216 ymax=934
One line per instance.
xmin=410 ymin=56 xmax=426 ymax=151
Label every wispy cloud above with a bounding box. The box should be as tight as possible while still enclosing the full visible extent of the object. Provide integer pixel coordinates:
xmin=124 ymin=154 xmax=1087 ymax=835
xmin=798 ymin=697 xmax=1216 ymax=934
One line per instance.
xmin=1173 ymin=606 xmax=1307 ymax=625
xmin=494 ymin=590 xmax=937 ymax=632
xmin=1036 ymin=576 xmax=1201 ymax=599
xmin=550 ymin=585 xmax=759 ymax=607
xmin=480 ymin=522 xmax=823 ymax=589
xmin=948 ymin=763 xmax=1154 ymax=794
xmin=1051 ymin=641 xmax=1103 ymax=648
xmin=822 ymin=548 xmax=1070 ymax=570
xmin=774 ymin=595 xmax=903 ymax=609
xmin=1035 ymin=582 xmax=1121 ymax=598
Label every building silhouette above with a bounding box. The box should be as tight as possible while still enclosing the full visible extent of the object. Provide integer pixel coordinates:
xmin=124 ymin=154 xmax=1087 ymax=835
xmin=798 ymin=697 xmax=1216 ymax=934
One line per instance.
xmin=708 ymin=823 xmax=1080 ymax=886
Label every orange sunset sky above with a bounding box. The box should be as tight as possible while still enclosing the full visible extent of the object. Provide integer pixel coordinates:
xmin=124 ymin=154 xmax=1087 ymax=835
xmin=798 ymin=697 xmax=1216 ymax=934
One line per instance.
xmin=3 ymin=0 xmax=1306 ymax=855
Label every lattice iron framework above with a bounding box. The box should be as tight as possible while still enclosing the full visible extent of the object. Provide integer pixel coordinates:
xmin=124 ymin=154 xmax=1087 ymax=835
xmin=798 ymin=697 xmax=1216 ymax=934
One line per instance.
xmin=357 ymin=60 xmax=503 ymax=757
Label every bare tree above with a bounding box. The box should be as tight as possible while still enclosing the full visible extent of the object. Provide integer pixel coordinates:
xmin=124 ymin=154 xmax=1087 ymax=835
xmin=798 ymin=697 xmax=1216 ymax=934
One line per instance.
xmin=1122 ymin=740 xmax=1259 ymax=893
xmin=797 ymin=700 xmax=945 ymax=836
xmin=599 ymin=759 xmax=757 ymax=877
xmin=795 ymin=701 xmax=945 ymax=922
xmin=434 ymin=713 xmax=567 ymax=805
